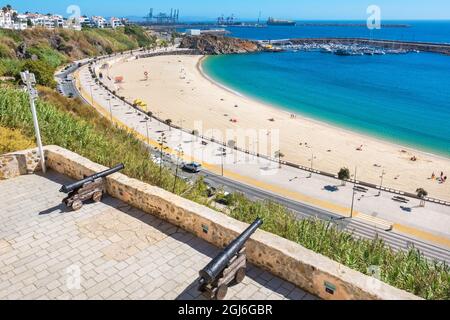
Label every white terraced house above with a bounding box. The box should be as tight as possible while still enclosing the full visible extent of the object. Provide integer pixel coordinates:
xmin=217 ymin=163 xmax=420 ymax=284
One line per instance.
xmin=110 ymin=17 xmax=124 ymax=28
xmin=79 ymin=15 xmax=93 ymax=27
xmin=91 ymin=16 xmax=107 ymax=28
xmin=28 ymin=14 xmax=63 ymax=29
xmin=0 ymin=8 xmax=26 ymax=30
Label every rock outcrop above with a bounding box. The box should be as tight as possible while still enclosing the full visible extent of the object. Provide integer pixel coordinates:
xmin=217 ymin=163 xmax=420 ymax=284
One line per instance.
xmin=179 ymin=34 xmax=263 ymax=55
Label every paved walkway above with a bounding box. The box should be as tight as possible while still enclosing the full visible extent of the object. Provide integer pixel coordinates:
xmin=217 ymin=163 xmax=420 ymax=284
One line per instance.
xmin=73 ymin=56 xmax=450 ymax=249
xmin=0 ymin=172 xmax=317 ymax=300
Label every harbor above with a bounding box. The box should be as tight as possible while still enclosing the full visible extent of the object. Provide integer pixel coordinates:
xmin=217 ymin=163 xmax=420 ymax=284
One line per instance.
xmin=258 ymin=38 xmax=450 ymax=56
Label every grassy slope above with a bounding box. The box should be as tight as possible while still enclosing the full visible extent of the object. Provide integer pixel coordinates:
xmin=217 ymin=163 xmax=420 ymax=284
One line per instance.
xmin=0 ymin=26 xmax=156 ymax=82
xmin=0 ymin=126 xmax=34 ymax=154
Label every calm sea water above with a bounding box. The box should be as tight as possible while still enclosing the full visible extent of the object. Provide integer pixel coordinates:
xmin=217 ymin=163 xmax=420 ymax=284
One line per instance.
xmin=203 ymin=51 xmax=450 ymax=156
xmin=224 ymin=20 xmax=450 ymax=43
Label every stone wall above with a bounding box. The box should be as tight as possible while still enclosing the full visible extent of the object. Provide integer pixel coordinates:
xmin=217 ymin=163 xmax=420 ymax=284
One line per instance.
xmin=4 ymin=145 xmax=421 ymax=300
xmin=0 ymin=148 xmax=42 ymax=180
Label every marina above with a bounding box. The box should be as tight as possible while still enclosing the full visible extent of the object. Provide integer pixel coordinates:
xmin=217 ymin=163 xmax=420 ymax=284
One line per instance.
xmin=257 ymin=38 xmax=450 ymax=55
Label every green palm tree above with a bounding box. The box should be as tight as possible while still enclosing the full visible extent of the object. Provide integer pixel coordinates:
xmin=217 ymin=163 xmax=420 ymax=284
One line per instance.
xmin=416 ymin=188 xmax=428 ymax=207
xmin=165 ymin=119 xmax=172 ymax=130
xmin=274 ymin=150 xmax=285 ymax=169
xmin=338 ymin=167 xmax=350 ymax=186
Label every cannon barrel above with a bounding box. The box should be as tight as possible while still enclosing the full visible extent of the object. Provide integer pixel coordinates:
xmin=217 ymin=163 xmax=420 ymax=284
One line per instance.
xmin=59 ymin=164 xmax=125 ymax=193
xmin=199 ymin=218 xmax=263 ymax=285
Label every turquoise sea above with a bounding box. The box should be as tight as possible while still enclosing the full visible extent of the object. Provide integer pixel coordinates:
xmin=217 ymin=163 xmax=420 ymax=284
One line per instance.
xmin=201 ymin=23 xmax=450 ymax=157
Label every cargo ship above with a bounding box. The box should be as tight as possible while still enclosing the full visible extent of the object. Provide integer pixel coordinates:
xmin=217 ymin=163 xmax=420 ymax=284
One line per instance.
xmin=267 ymin=17 xmax=296 ymax=26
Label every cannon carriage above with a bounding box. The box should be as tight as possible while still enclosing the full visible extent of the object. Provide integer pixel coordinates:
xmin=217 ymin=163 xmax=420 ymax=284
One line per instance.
xmin=198 ymin=218 xmax=263 ymax=300
xmin=59 ymin=164 xmax=124 ymax=211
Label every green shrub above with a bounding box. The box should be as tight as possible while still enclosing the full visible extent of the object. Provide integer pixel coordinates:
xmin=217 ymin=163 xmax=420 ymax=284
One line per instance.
xmin=0 ymin=29 xmax=23 ymax=44
xmin=22 ymin=60 xmax=56 ymax=88
xmin=0 ymin=58 xmax=23 ymax=78
xmin=27 ymin=45 xmax=67 ymax=68
xmin=0 ymin=43 xmax=13 ymax=59
xmin=0 ymin=126 xmax=34 ymax=154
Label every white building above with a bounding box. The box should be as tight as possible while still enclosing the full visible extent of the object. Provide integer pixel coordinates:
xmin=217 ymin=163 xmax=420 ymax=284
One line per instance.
xmin=185 ymin=29 xmax=201 ymax=36
xmin=109 ymin=17 xmax=123 ymax=29
xmin=0 ymin=8 xmax=26 ymax=29
xmin=91 ymin=16 xmax=107 ymax=28
xmin=79 ymin=15 xmax=92 ymax=27
xmin=1 ymin=7 xmax=129 ymax=31
xmin=0 ymin=9 xmax=14 ymax=28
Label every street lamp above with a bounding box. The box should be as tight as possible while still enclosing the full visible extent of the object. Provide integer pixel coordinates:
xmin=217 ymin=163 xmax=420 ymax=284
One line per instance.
xmin=20 ymin=71 xmax=46 ymax=174
xmin=178 ymin=119 xmax=185 ymax=138
xmin=219 ymin=147 xmax=227 ymax=176
xmin=350 ymin=166 xmax=358 ymax=218
xmin=378 ymin=169 xmax=386 ymax=196
xmin=172 ymin=145 xmax=184 ymax=193
xmin=145 ymin=117 xmax=150 ymax=145
xmin=107 ymin=98 xmax=113 ymax=122
xmin=308 ymin=151 xmax=316 ymax=178
xmin=157 ymin=132 xmax=168 ymax=185
xmin=89 ymin=83 xmax=94 ymax=105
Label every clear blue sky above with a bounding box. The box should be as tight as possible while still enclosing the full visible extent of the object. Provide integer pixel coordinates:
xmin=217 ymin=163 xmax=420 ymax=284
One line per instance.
xmin=3 ymin=0 xmax=450 ymax=20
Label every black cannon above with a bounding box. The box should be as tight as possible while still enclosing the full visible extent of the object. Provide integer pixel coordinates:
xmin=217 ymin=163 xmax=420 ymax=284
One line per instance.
xmin=60 ymin=164 xmax=124 ymax=211
xmin=198 ymin=218 xmax=263 ymax=300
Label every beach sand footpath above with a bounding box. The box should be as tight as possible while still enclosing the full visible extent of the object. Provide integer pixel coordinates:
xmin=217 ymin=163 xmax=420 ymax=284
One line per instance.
xmin=108 ymin=54 xmax=450 ymax=201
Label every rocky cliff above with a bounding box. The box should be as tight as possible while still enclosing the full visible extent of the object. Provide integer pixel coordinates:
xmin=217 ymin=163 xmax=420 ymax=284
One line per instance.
xmin=179 ymin=34 xmax=263 ymax=55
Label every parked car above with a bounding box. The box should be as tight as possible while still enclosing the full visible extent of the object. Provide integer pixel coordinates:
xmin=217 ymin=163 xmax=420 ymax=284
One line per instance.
xmin=182 ymin=162 xmax=202 ymax=173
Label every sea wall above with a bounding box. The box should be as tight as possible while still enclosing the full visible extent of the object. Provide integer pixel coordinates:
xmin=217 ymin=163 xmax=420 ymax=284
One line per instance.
xmin=2 ymin=145 xmax=421 ymax=300
xmin=289 ymin=38 xmax=450 ymax=55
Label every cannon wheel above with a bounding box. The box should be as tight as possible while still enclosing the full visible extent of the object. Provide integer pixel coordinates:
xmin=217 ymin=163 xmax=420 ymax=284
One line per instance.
xmin=92 ymin=191 xmax=103 ymax=203
xmin=234 ymin=267 xmax=246 ymax=284
xmin=215 ymin=285 xmax=228 ymax=300
xmin=72 ymin=200 xmax=83 ymax=211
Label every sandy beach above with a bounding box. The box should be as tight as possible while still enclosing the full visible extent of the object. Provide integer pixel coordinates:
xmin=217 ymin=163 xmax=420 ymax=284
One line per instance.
xmin=108 ymin=54 xmax=450 ymax=201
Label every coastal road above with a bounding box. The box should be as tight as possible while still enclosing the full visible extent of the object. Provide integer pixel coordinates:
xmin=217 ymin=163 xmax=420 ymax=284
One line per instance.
xmin=59 ymin=54 xmax=450 ymax=264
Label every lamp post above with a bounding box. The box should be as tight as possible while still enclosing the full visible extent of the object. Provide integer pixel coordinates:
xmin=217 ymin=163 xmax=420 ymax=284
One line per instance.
xmin=178 ymin=119 xmax=185 ymax=138
xmin=172 ymin=145 xmax=184 ymax=193
xmin=308 ymin=150 xmax=315 ymax=178
xmin=89 ymin=83 xmax=94 ymax=105
xmin=107 ymin=98 xmax=113 ymax=122
xmin=145 ymin=117 xmax=150 ymax=145
xmin=157 ymin=132 xmax=168 ymax=185
xmin=219 ymin=147 xmax=226 ymax=176
xmin=378 ymin=169 xmax=386 ymax=196
xmin=350 ymin=166 xmax=358 ymax=218
xmin=21 ymin=71 xmax=46 ymax=174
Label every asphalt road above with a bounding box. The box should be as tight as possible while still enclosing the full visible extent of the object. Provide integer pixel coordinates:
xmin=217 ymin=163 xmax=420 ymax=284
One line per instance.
xmin=57 ymin=58 xmax=450 ymax=264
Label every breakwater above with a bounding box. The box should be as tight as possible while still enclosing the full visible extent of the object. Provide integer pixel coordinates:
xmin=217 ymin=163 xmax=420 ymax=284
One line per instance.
xmin=263 ymin=38 xmax=450 ymax=55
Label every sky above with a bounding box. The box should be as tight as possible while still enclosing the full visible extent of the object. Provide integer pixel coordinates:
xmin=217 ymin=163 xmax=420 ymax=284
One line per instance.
xmin=3 ymin=0 xmax=450 ymax=20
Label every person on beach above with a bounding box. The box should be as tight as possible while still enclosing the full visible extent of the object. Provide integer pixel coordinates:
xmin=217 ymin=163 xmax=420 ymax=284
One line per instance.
xmin=431 ymin=172 xmax=436 ymax=180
